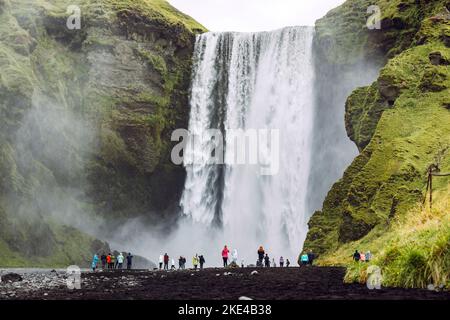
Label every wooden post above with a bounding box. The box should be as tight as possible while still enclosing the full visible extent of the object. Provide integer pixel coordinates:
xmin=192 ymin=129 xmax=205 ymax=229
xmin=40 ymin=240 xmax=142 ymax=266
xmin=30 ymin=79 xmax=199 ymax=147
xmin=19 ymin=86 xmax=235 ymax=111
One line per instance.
xmin=429 ymin=171 xmax=433 ymax=210
xmin=423 ymin=165 xmax=450 ymax=210
xmin=423 ymin=170 xmax=430 ymax=205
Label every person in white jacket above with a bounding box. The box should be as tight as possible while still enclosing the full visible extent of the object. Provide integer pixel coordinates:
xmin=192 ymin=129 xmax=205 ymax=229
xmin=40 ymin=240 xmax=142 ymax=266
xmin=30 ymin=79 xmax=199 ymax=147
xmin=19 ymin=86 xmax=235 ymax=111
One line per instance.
xmin=159 ymin=255 xmax=163 ymax=270
xmin=171 ymin=258 xmax=176 ymax=270
xmin=232 ymin=249 xmax=238 ymax=264
xmin=117 ymin=252 xmax=124 ymax=269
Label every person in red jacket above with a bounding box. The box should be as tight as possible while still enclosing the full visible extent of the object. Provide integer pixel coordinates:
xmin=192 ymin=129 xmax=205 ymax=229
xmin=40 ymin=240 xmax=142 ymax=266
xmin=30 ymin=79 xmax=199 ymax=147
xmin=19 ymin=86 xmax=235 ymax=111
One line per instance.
xmin=222 ymin=245 xmax=230 ymax=267
xmin=106 ymin=253 xmax=112 ymax=269
xmin=163 ymin=253 xmax=169 ymax=270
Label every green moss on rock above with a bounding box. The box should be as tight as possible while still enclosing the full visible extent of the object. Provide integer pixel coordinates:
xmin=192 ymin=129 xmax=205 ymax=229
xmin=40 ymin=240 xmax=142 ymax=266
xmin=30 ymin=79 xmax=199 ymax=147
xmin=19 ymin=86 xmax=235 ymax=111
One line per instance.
xmin=304 ymin=1 xmax=450 ymax=289
xmin=0 ymin=0 xmax=205 ymax=266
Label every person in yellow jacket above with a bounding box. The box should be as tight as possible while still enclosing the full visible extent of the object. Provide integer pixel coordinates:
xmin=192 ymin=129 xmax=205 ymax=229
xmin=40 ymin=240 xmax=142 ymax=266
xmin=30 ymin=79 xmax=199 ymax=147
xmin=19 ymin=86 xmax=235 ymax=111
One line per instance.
xmin=110 ymin=254 xmax=116 ymax=269
xmin=193 ymin=254 xmax=199 ymax=270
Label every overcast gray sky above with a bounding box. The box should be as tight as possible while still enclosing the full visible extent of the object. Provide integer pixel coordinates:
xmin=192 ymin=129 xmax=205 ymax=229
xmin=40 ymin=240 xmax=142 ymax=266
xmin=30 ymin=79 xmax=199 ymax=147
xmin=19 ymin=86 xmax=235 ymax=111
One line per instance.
xmin=168 ymin=0 xmax=346 ymax=32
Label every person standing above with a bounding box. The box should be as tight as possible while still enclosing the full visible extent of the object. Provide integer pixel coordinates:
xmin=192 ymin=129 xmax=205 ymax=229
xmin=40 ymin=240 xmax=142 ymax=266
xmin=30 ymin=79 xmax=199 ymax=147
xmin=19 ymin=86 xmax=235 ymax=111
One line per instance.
xmin=222 ymin=245 xmax=230 ymax=267
xmin=264 ymin=254 xmax=270 ymax=267
xmin=199 ymin=255 xmax=205 ymax=269
xmin=299 ymin=253 xmax=309 ymax=266
xmin=159 ymin=255 xmax=163 ymax=270
xmin=117 ymin=252 xmax=124 ymax=269
xmin=232 ymin=249 xmax=238 ymax=264
xmin=360 ymin=252 xmax=366 ymax=262
xmin=100 ymin=253 xmax=107 ymax=270
xmin=307 ymin=250 xmax=315 ymax=266
xmin=179 ymin=256 xmax=183 ymax=269
xmin=365 ymin=251 xmax=372 ymax=262
xmin=91 ymin=253 xmax=99 ymax=272
xmin=286 ymin=259 xmax=290 ymax=267
xmin=164 ymin=253 xmax=169 ymax=270
xmin=257 ymin=246 xmax=265 ymax=267
xmin=279 ymin=256 xmax=284 ymax=267
xmin=353 ymin=250 xmax=361 ymax=262
xmin=115 ymin=254 xmax=119 ymax=269
xmin=111 ymin=254 xmax=116 ymax=269
xmin=171 ymin=258 xmax=176 ymax=270
xmin=193 ymin=255 xmax=199 ymax=270
xmin=106 ymin=253 xmax=112 ymax=269
xmin=126 ymin=253 xmax=133 ymax=270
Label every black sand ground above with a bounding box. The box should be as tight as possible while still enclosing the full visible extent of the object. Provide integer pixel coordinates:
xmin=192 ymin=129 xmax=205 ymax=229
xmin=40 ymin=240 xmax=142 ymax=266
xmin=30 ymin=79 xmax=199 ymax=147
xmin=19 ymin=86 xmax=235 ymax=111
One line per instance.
xmin=6 ymin=267 xmax=450 ymax=300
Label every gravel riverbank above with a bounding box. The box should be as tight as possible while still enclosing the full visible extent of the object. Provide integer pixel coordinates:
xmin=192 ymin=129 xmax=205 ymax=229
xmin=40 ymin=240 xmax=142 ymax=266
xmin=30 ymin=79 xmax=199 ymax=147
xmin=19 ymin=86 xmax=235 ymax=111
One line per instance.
xmin=0 ymin=267 xmax=449 ymax=300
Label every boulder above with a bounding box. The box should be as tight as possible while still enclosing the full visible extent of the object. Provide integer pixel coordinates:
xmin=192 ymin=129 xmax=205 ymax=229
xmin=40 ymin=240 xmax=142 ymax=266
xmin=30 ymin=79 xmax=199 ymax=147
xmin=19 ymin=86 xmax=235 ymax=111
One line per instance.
xmin=441 ymin=34 xmax=450 ymax=48
xmin=378 ymin=77 xmax=401 ymax=104
xmin=429 ymin=52 xmax=449 ymax=66
xmin=420 ymin=68 xmax=447 ymax=92
xmin=1 ymin=273 xmax=23 ymax=283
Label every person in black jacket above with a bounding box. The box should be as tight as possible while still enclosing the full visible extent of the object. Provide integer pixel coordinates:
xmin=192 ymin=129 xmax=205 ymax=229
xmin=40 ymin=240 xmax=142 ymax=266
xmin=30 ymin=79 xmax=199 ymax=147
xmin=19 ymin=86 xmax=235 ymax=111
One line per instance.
xmin=126 ymin=253 xmax=133 ymax=270
xmin=353 ymin=250 xmax=361 ymax=261
xmin=199 ymin=255 xmax=205 ymax=269
xmin=307 ymin=250 xmax=315 ymax=265
xmin=100 ymin=253 xmax=107 ymax=270
xmin=179 ymin=256 xmax=186 ymax=269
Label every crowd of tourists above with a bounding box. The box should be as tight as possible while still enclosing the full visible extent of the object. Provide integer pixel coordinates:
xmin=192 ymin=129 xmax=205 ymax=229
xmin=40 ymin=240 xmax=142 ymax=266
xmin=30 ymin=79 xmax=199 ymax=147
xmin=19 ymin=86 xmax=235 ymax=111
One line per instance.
xmin=352 ymin=250 xmax=372 ymax=262
xmin=91 ymin=252 xmax=134 ymax=271
xmin=297 ymin=249 xmax=316 ymax=266
xmin=90 ymin=245 xmax=323 ymax=272
xmin=153 ymin=245 xmax=302 ymax=271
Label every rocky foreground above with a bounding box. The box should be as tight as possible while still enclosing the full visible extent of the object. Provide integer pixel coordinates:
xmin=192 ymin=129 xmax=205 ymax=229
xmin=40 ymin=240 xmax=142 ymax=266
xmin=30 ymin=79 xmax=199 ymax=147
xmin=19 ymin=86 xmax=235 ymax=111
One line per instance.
xmin=0 ymin=267 xmax=449 ymax=300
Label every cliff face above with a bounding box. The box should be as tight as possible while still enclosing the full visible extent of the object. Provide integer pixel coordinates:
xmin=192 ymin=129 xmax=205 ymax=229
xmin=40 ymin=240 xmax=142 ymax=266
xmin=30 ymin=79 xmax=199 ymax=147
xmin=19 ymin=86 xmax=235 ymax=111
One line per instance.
xmin=304 ymin=0 xmax=450 ymax=288
xmin=0 ymin=0 xmax=205 ymax=266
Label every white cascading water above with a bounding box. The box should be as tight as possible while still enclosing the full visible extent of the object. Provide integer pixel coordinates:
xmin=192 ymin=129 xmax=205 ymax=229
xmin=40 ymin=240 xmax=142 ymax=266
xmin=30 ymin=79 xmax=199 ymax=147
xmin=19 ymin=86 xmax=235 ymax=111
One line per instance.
xmin=180 ymin=26 xmax=315 ymax=264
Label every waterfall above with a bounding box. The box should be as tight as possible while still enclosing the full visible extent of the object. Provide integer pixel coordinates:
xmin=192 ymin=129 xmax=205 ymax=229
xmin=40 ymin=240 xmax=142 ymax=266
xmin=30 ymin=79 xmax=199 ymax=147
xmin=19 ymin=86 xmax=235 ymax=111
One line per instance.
xmin=180 ymin=27 xmax=315 ymax=261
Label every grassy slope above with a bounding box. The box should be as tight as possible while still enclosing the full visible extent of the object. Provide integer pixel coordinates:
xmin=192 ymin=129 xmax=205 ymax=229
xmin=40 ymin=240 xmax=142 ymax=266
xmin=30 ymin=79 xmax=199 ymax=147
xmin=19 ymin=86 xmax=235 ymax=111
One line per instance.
xmin=323 ymin=187 xmax=450 ymax=289
xmin=304 ymin=0 xmax=450 ymax=288
xmin=106 ymin=0 xmax=206 ymax=33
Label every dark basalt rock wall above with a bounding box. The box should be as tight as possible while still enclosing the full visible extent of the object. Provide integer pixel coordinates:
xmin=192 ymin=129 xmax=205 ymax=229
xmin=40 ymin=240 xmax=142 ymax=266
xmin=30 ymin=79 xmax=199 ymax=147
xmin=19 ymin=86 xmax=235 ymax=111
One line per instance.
xmin=0 ymin=0 xmax=205 ymax=266
xmin=304 ymin=0 xmax=450 ymax=256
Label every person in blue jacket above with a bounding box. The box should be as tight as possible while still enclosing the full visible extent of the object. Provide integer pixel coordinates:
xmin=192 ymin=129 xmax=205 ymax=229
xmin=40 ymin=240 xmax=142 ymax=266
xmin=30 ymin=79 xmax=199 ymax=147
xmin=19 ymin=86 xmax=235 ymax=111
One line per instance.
xmin=298 ymin=253 xmax=309 ymax=266
xmin=91 ymin=253 xmax=99 ymax=272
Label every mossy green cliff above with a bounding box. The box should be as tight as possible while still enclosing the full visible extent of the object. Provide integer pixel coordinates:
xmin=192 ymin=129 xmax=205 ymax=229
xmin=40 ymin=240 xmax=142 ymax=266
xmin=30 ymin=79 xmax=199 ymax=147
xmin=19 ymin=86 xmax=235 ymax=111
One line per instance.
xmin=0 ymin=0 xmax=205 ymax=267
xmin=304 ymin=0 xmax=450 ymax=288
